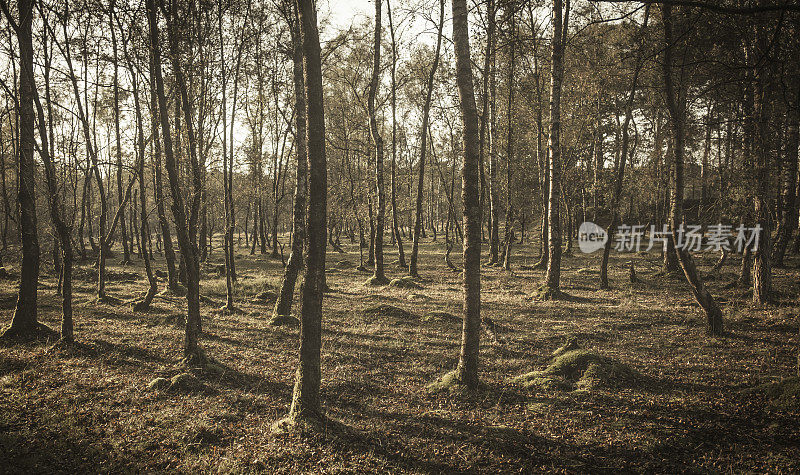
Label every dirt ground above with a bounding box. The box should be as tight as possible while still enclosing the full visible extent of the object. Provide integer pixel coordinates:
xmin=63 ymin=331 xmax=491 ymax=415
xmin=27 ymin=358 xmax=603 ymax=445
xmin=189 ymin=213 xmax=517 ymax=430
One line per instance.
xmin=0 ymin=237 xmax=798 ymax=473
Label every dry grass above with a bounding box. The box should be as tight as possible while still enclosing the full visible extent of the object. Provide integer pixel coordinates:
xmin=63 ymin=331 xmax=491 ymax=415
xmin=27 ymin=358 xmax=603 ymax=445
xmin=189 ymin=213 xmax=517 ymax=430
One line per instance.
xmin=0 ymin=237 xmax=798 ymax=472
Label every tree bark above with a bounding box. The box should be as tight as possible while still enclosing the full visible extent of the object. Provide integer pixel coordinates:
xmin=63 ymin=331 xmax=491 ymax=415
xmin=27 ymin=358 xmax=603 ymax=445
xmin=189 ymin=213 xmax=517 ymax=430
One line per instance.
xmin=367 ymin=0 xmax=388 ymax=284
xmin=772 ymin=81 xmax=798 ymax=266
xmin=409 ymin=0 xmax=444 ymax=278
xmin=543 ymin=0 xmax=569 ymax=297
xmin=273 ymin=0 xmax=307 ymax=320
xmin=287 ymin=0 xmax=327 ymax=423
xmin=387 ymin=0 xmax=406 ymax=269
xmin=452 ymin=0 xmax=482 ymax=390
xmin=2 ymin=0 xmax=40 ymax=339
xmin=600 ymin=6 xmax=649 ymax=289
xmin=661 ymin=3 xmax=723 ymax=336
xmin=149 ymin=0 xmax=205 ymax=363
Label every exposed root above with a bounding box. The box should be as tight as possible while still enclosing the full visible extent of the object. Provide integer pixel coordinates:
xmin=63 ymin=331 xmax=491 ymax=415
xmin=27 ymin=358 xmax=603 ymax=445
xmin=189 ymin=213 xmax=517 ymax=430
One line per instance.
xmin=268 ymin=314 xmax=300 ymax=326
xmin=0 ymin=322 xmax=58 ymax=343
xmin=271 ymin=411 xmax=329 ymax=437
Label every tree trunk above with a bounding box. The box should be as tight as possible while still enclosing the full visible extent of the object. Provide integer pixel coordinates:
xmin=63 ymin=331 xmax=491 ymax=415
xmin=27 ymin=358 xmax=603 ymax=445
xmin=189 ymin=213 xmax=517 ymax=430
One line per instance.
xmin=452 ymin=0 xmax=482 ymax=390
xmin=751 ymin=26 xmax=772 ymax=305
xmin=600 ymin=6 xmax=649 ymax=289
xmin=2 ymin=0 xmax=41 ymax=340
xmin=543 ymin=0 xmax=569 ymax=297
xmin=772 ymin=81 xmax=799 ymax=266
xmin=286 ymin=0 xmax=326 ymax=424
xmin=111 ymin=17 xmax=131 ymax=266
xmin=387 ymin=1 xmax=406 ymax=269
xmin=661 ymin=3 xmax=723 ymax=336
xmin=149 ymin=0 xmax=205 ymax=363
xmin=273 ymin=2 xmax=307 ymax=320
xmin=409 ymin=0 xmax=444 ymax=278
xmin=367 ymin=0 xmax=388 ymax=285
xmin=502 ymin=12 xmax=516 ymax=271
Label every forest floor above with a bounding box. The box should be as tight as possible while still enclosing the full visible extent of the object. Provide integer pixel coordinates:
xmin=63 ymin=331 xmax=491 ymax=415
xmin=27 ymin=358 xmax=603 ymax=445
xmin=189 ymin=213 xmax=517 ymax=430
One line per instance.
xmin=0 ymin=237 xmax=798 ymax=473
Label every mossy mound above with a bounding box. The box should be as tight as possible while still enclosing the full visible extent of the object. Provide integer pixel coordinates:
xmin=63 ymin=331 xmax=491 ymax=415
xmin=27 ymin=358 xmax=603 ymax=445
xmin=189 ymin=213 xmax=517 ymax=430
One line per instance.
xmin=551 ymin=337 xmax=579 ymax=358
xmin=529 ymin=284 xmax=565 ymax=301
xmin=422 ymin=311 xmax=460 ymax=323
xmin=510 ymin=349 xmax=640 ymax=391
xmin=169 ymin=372 xmax=205 ymax=392
xmin=426 ymin=370 xmax=463 ymax=392
xmin=147 ymin=372 xmax=207 ymax=393
xmin=363 ymin=275 xmax=390 ymax=286
xmin=147 ymin=377 xmax=171 ymax=391
xmin=0 ymin=267 xmax=15 ymax=280
xmin=335 ymin=260 xmax=354 ymax=269
xmin=388 ymin=276 xmax=422 ymax=289
xmin=76 ymin=267 xmax=141 ymax=283
xmin=361 ymin=304 xmax=416 ymax=322
xmin=158 ymin=313 xmax=186 ymax=328
xmin=252 ymin=290 xmax=278 ymax=304
xmin=269 ymin=314 xmax=300 ymax=327
xmin=407 ymin=293 xmax=428 ymax=301
xmin=743 ymin=377 xmax=800 ymax=411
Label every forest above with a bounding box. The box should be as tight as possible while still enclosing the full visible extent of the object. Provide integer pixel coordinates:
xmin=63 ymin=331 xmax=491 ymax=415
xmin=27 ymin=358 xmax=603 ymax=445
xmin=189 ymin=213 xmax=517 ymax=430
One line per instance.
xmin=0 ymin=0 xmax=798 ymax=471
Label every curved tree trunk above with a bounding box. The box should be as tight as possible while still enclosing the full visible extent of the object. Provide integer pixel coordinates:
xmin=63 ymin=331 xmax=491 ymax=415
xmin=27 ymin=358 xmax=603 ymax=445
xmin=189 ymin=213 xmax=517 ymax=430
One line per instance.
xmin=600 ymin=7 xmax=649 ymax=289
xmin=387 ymin=1 xmax=406 ymax=269
xmin=409 ymin=0 xmax=444 ymax=278
xmin=273 ymin=2 xmax=307 ymax=320
xmin=149 ymin=0 xmax=205 ymax=363
xmin=661 ymin=3 xmax=723 ymax=336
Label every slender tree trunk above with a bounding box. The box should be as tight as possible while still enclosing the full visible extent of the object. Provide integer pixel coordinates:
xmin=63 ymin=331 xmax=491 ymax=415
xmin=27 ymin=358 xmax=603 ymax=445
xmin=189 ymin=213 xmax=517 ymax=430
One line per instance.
xmin=273 ymin=2 xmax=307 ymax=320
xmin=285 ymin=0 xmax=326 ymax=424
xmin=543 ymin=0 xmax=569 ymax=297
xmin=409 ymin=0 xmax=444 ymax=277
xmin=387 ymin=1 xmax=406 ymax=269
xmin=600 ymin=7 xmax=649 ymax=289
xmin=751 ymin=25 xmax=773 ymax=305
xmin=119 ymin=22 xmax=158 ymax=311
xmin=111 ymin=15 xmax=131 ymax=266
xmin=452 ymin=0 xmax=482 ymax=390
xmin=149 ymin=0 xmax=205 ymax=363
xmin=30 ymin=14 xmax=70 ymax=340
xmin=502 ymin=13 xmax=516 ymax=271
xmin=661 ymin=3 xmax=723 ymax=336
xmin=367 ymin=0 xmax=388 ymax=285
xmin=773 ymin=82 xmax=799 ymax=266
xmin=2 ymin=0 xmax=41 ymax=339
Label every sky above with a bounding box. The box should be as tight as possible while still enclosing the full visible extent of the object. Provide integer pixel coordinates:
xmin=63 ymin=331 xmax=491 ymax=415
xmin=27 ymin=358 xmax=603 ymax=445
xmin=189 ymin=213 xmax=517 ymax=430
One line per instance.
xmin=322 ymin=0 xmax=373 ymax=32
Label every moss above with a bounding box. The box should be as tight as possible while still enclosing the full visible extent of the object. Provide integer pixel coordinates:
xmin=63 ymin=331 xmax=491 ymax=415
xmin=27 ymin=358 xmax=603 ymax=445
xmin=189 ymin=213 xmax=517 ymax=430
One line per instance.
xmin=335 ymin=260 xmax=354 ymax=269
xmin=426 ymin=370 xmax=463 ymax=392
xmin=551 ymin=337 xmax=579 ymax=358
xmin=146 ymin=377 xmax=170 ymax=391
xmin=406 ymin=293 xmax=429 ymax=301
xmin=744 ymin=377 xmax=800 ymax=411
xmin=362 ymin=304 xmax=416 ymax=322
xmin=529 ymin=284 xmax=565 ymax=301
xmin=388 ymin=276 xmax=422 ymax=289
xmin=268 ymin=314 xmax=300 ymax=327
xmin=252 ymin=290 xmax=277 ymax=304
xmin=422 ymin=311 xmax=460 ymax=323
xmin=363 ymin=275 xmax=390 ymax=286
xmin=169 ymin=372 xmax=204 ymax=392
xmin=510 ymin=350 xmax=639 ymax=391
